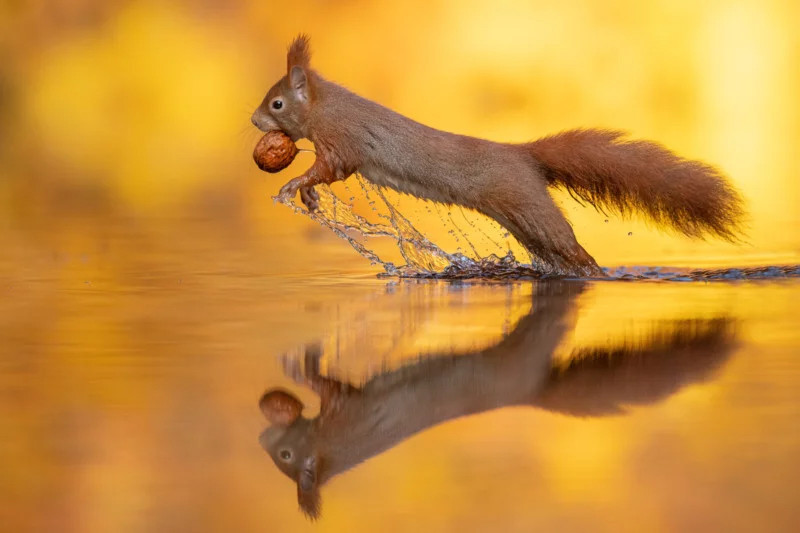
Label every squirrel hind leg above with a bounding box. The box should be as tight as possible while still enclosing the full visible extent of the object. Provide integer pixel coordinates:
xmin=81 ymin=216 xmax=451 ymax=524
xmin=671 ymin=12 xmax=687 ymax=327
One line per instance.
xmin=480 ymin=191 xmax=602 ymax=278
xmin=522 ymin=222 xmax=602 ymax=278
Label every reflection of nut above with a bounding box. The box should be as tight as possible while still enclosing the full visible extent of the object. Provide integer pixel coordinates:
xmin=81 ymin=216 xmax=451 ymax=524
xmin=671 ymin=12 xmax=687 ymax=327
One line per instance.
xmin=253 ymin=131 xmax=298 ymax=173
xmin=259 ymin=389 xmax=302 ymax=426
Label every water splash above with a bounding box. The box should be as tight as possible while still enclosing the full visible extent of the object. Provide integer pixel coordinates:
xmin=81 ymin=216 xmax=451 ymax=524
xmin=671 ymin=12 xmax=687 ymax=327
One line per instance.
xmin=274 ymin=175 xmax=495 ymax=277
xmin=274 ymin=178 xmax=800 ymax=282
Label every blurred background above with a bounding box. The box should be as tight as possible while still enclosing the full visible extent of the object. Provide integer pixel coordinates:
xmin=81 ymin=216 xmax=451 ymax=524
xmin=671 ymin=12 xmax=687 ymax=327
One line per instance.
xmin=1 ymin=1 xmax=799 ymax=532
xmin=2 ymin=0 xmax=799 ymax=271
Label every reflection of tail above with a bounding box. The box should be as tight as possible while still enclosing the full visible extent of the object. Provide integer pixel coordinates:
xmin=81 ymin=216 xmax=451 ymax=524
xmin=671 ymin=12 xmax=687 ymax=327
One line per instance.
xmin=535 ymin=318 xmax=737 ymax=416
xmin=527 ymin=129 xmax=745 ymax=240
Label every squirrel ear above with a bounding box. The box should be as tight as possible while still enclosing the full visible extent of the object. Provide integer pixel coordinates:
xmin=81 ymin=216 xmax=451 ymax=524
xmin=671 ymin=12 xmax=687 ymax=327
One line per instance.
xmin=287 ymin=34 xmax=312 ymax=72
xmin=289 ymin=65 xmax=309 ymax=101
xmin=259 ymin=388 xmax=304 ymax=427
xmin=296 ymin=455 xmax=321 ymax=519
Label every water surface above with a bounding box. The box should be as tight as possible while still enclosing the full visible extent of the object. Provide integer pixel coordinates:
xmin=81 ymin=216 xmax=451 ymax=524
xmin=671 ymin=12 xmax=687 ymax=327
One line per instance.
xmin=1 ymin=215 xmax=798 ymax=531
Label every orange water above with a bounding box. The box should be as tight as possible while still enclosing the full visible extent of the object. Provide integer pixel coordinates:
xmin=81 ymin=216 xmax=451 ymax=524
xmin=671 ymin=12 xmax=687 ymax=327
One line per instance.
xmin=1 ymin=211 xmax=799 ymax=532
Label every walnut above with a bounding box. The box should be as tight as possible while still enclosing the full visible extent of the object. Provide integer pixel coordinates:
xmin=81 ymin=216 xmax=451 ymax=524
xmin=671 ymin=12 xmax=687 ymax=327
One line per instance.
xmin=253 ymin=130 xmax=298 ymax=173
xmin=259 ymin=389 xmax=302 ymax=426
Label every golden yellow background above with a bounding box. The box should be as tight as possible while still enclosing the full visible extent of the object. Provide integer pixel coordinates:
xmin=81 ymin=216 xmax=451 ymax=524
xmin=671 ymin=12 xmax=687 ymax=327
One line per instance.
xmin=2 ymin=0 xmax=799 ymax=268
xmin=2 ymin=2 xmax=800 ymax=532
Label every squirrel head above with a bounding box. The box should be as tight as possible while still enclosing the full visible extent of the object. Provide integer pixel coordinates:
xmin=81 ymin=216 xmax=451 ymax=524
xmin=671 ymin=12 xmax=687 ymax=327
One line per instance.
xmin=252 ymin=34 xmax=315 ymax=142
xmin=258 ymin=388 xmax=322 ymax=520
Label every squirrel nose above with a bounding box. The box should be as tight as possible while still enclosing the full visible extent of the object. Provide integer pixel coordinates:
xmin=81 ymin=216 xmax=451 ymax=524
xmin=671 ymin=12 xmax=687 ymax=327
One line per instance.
xmin=251 ymin=115 xmax=260 ymax=128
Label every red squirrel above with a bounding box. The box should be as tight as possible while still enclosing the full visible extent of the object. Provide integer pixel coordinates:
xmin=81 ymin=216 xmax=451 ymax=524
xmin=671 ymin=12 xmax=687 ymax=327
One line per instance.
xmin=259 ymin=282 xmax=736 ymax=519
xmin=251 ymin=35 xmax=745 ymax=277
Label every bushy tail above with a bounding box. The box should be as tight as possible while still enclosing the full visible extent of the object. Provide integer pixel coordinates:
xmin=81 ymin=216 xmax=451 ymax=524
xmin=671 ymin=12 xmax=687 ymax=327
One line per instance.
xmin=527 ymin=129 xmax=745 ymax=241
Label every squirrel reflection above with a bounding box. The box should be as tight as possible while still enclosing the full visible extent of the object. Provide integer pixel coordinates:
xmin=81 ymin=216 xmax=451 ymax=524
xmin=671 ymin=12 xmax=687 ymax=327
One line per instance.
xmin=258 ymin=282 xmax=737 ymax=519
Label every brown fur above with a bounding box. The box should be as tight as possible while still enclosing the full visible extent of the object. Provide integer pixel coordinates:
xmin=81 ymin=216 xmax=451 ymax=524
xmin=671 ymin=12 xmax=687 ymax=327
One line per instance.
xmin=286 ymin=33 xmax=312 ymax=72
xmin=252 ymin=36 xmax=745 ymax=276
xmin=528 ymin=129 xmax=745 ymax=241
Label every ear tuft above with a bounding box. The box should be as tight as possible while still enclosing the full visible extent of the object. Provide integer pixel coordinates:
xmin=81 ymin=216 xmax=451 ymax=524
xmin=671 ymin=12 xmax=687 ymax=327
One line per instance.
xmin=297 ymin=484 xmax=321 ymax=520
xmin=259 ymin=388 xmax=304 ymax=427
xmin=297 ymin=455 xmax=321 ymax=519
xmin=287 ymin=33 xmax=312 ymax=72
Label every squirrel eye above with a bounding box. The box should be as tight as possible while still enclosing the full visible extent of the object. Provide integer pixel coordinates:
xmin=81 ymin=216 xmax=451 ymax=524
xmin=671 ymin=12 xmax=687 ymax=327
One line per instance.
xmin=271 ymin=99 xmax=283 ymax=110
xmin=279 ymin=449 xmax=292 ymax=461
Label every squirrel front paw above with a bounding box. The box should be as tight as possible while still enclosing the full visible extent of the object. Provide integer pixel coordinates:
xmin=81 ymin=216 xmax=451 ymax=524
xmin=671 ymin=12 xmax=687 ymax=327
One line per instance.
xmin=299 ymin=186 xmax=320 ymax=211
xmin=276 ymin=177 xmax=304 ymax=204
xmin=276 ymin=179 xmax=320 ymax=211
xmin=278 ymin=179 xmax=299 ymax=197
